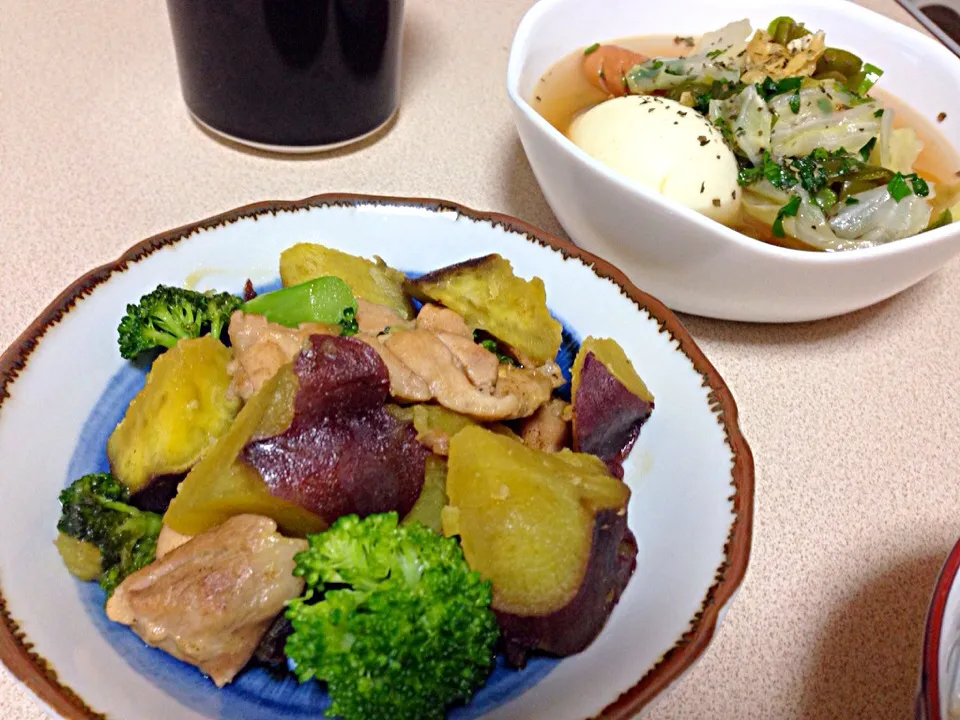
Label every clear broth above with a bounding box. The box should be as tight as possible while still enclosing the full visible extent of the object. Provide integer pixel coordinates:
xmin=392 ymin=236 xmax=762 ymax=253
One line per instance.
xmin=532 ymin=35 xmax=960 ymax=249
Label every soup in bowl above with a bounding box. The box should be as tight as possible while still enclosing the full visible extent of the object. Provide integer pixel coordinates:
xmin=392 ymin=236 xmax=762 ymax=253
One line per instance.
xmin=507 ymin=0 xmax=960 ymax=322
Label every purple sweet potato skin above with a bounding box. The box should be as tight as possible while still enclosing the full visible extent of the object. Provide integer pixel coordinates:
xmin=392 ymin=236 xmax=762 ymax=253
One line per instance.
xmin=498 ymin=509 xmax=638 ymax=667
xmin=242 ymin=335 xmax=426 ymax=523
xmin=573 ymin=352 xmax=653 ymax=478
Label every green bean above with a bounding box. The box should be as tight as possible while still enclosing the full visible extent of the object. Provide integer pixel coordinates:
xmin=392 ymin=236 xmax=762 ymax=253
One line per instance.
xmin=841 ymin=166 xmax=893 ymax=184
xmin=814 ymin=187 xmax=838 ymax=211
xmin=767 ymin=16 xmax=810 ymax=45
xmin=813 ymin=70 xmax=849 ymax=84
xmin=839 ymin=176 xmax=889 ymax=200
xmin=816 ymin=48 xmax=863 ymax=80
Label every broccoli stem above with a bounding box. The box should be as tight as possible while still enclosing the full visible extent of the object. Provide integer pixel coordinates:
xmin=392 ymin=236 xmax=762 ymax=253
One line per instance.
xmin=241 ymin=276 xmax=358 ymax=328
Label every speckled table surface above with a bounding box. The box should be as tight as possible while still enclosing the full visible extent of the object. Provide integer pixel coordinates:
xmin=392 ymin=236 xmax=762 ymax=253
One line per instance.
xmin=1 ymin=0 xmax=956 ymax=718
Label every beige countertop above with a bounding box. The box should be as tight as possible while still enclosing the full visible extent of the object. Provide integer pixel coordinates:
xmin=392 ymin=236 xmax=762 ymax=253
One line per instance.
xmin=1 ymin=0 xmax=955 ymax=718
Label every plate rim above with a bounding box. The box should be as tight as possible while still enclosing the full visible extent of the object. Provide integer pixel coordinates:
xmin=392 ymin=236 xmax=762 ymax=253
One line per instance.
xmin=918 ymin=537 xmax=960 ymax=719
xmin=0 ymin=192 xmax=755 ymax=720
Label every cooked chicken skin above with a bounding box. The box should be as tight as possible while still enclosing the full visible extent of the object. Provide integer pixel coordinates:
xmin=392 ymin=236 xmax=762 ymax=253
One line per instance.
xmin=227 ymin=302 xmax=559 ymax=421
xmin=384 ymin=329 xmax=521 ymax=419
xmin=227 ymin=311 xmax=336 ymax=400
xmin=155 ymin=524 xmax=192 ymax=559
xmin=415 ymin=304 xmax=472 ymax=337
xmin=106 ymin=515 xmax=307 ymax=687
xmin=518 ymin=398 xmax=571 ymax=452
xmin=356 ymin=298 xmax=412 ymax=334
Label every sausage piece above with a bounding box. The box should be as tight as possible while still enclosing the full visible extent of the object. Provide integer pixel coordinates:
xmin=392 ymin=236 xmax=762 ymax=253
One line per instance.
xmin=582 ymin=45 xmax=647 ymax=97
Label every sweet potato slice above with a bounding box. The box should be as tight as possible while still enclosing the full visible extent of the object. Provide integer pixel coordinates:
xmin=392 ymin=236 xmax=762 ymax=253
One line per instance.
xmin=571 ymin=337 xmax=654 ymax=478
xmin=408 ymin=254 xmax=562 ymax=365
xmin=107 ymin=336 xmax=241 ymax=495
xmin=443 ymin=426 xmax=633 ymax=661
xmin=163 ymin=367 xmax=327 ymax=537
xmin=279 ymin=243 xmax=413 ymax=319
xmin=165 ymin=336 xmax=426 ymax=535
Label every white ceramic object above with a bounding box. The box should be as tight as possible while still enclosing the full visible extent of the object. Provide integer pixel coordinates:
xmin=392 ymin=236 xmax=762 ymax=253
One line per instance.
xmin=0 ymin=195 xmax=753 ymax=719
xmin=919 ymin=540 xmax=960 ymax=719
xmin=506 ymin=0 xmax=960 ymax=322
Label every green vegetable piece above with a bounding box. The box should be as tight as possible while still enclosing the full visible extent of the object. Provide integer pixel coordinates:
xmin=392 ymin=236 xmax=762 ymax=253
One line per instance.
xmin=874 ymin=109 xmax=885 ymax=118
xmin=817 ymin=97 xmax=833 ymax=114
xmin=584 ymin=42 xmax=599 ymax=55
xmin=815 ymin=48 xmax=863 ymax=81
xmin=928 ymin=209 xmax=953 ymax=231
xmin=887 ymin=173 xmax=912 ymax=202
xmin=815 ymin=70 xmax=848 ymax=83
xmin=909 ymin=174 xmax=931 ymax=197
xmin=285 ymin=513 xmax=499 ymax=720
xmin=851 ymin=62 xmax=884 ymax=96
xmin=117 ymin=285 xmax=243 ymax=360
xmin=339 ymin=306 xmax=359 ymax=337
xmin=859 ymin=137 xmax=877 ymax=161
xmin=886 ymin=172 xmax=930 ymax=202
xmin=814 ymin=187 xmax=838 ymax=211
xmin=845 ymin=197 xmax=860 ymax=205
xmin=789 ymin=90 xmax=801 ymax=114
xmin=773 ymin=196 xmax=802 ymax=237
xmin=57 ymin=473 xmax=162 ymax=599
xmin=241 ymin=276 xmax=358 ymax=328
xmin=767 ymin=16 xmax=809 ymax=45
xmin=756 ymin=76 xmax=803 ymax=101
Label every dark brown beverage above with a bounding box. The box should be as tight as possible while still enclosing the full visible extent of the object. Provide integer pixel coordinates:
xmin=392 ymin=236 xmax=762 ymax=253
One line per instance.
xmin=165 ymin=0 xmax=403 ymax=149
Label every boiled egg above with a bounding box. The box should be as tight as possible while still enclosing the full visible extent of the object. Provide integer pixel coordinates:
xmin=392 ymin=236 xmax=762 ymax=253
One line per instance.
xmin=568 ymin=95 xmax=742 ymax=224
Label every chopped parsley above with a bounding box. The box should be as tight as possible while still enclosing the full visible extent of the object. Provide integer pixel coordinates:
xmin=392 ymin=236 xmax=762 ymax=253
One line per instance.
xmin=706 ymin=47 xmax=728 ymax=59
xmin=476 ymin=333 xmax=515 ymax=365
xmin=756 ymin=76 xmax=803 ymax=101
xmin=773 ymin=196 xmax=802 ymax=238
xmin=855 ymin=63 xmax=884 ymax=95
xmin=887 ymin=172 xmax=929 ymax=201
xmin=738 ymin=147 xmax=888 ymax=202
xmin=859 ymin=137 xmax=877 ymax=161
xmin=874 ymin=108 xmax=885 ymax=118
xmin=789 ymin=90 xmax=801 ymax=114
xmin=816 ymin=97 xmax=833 ymax=114
xmin=584 ymin=42 xmax=600 ymax=55
xmin=844 ymin=197 xmax=860 ymax=205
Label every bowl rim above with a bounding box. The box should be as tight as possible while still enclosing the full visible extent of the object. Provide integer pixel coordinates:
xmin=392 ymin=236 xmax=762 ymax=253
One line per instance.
xmin=505 ymin=0 xmax=960 ymax=264
xmin=0 ymin=192 xmax=755 ymax=720
xmin=919 ymin=537 xmax=960 ymax=719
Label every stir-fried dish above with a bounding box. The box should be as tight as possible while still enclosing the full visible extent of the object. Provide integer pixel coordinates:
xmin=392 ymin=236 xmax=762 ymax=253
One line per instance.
xmin=534 ymin=17 xmax=960 ymax=251
xmin=53 ymin=244 xmax=655 ymax=720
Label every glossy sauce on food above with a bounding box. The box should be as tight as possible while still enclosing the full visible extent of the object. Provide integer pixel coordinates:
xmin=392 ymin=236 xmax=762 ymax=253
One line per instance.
xmin=532 ymin=35 xmax=960 ymax=249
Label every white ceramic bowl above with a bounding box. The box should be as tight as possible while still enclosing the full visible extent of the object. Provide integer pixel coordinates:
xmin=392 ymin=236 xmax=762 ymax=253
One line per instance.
xmin=0 ymin=195 xmax=754 ymax=719
xmin=507 ymin=0 xmax=960 ymax=323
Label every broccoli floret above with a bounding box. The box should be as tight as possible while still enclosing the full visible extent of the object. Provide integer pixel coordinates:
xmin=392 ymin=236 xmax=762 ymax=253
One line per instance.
xmin=57 ymin=473 xmax=162 ymax=598
xmin=285 ymin=513 xmax=499 ymax=720
xmin=117 ymin=285 xmax=242 ymax=359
